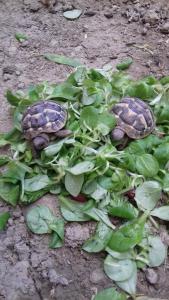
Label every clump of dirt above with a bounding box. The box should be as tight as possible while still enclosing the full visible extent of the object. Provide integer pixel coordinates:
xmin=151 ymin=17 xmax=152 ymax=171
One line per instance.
xmin=0 ymin=0 xmax=169 ymax=299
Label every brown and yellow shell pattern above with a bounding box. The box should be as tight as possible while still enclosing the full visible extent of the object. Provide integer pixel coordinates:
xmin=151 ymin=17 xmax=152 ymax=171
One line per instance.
xmin=22 ymin=100 xmax=67 ymax=140
xmin=111 ymin=97 xmax=155 ymax=139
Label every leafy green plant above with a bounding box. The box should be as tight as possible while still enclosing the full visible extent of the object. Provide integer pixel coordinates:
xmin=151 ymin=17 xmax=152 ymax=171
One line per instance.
xmin=1 ymin=62 xmax=169 ymax=298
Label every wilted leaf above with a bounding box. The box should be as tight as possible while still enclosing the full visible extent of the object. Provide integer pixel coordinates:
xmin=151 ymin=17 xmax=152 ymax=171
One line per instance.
xmin=63 ymin=9 xmax=82 ymax=20
xmin=44 ymin=53 xmax=81 ymax=67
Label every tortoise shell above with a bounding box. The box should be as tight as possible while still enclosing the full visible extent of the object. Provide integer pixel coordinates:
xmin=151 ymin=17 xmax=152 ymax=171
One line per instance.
xmin=111 ymin=97 xmax=155 ymax=139
xmin=22 ymin=100 xmax=67 ymax=140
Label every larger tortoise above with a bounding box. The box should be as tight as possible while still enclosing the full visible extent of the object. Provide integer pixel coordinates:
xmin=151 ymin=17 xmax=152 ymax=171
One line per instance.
xmin=111 ymin=97 xmax=155 ymax=142
xmin=22 ymin=100 xmax=71 ymax=152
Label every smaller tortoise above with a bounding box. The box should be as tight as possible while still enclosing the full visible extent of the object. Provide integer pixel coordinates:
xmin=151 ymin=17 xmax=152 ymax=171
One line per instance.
xmin=111 ymin=97 xmax=155 ymax=142
xmin=22 ymin=100 xmax=71 ymax=152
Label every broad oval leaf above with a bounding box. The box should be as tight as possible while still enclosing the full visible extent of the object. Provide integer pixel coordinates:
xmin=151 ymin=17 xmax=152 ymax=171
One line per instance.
xmin=67 ymin=161 xmax=94 ymax=175
xmin=136 ymin=154 xmax=159 ymax=177
xmin=64 ymin=172 xmax=84 ymax=196
xmin=93 ymin=287 xmax=127 ymax=300
xmin=135 ymin=181 xmax=161 ymax=211
xmin=24 ymin=175 xmax=51 ymax=192
xmin=26 ymin=205 xmax=54 ymax=234
xmin=151 ymin=205 xmax=169 ymax=221
xmin=116 ymin=261 xmax=137 ymax=295
xmin=104 ymin=255 xmax=135 ymax=282
xmin=148 ymin=236 xmax=167 ymax=267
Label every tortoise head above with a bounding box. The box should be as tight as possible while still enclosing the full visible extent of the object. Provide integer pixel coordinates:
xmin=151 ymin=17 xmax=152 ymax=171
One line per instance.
xmin=33 ymin=134 xmax=50 ymax=150
xmin=111 ymin=127 xmax=125 ymax=141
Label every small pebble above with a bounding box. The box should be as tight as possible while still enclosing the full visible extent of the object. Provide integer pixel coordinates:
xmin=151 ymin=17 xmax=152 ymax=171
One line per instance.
xmin=20 ymin=40 xmax=29 ymax=47
xmin=160 ymin=22 xmax=169 ymax=34
xmin=18 ymin=82 xmax=25 ymax=89
xmin=8 ymin=218 xmax=14 ymax=226
xmin=145 ymin=268 xmax=158 ymax=285
xmin=84 ymin=11 xmax=96 ymax=17
xmin=16 ymin=70 xmax=21 ymax=76
xmin=141 ymin=27 xmax=148 ymax=36
xmin=104 ymin=11 xmax=114 ymax=18
xmin=19 ymin=216 xmax=25 ymax=223
xmin=3 ymin=74 xmax=11 ymax=81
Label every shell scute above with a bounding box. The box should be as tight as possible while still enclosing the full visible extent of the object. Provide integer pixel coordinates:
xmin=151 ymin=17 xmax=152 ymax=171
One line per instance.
xmin=112 ymin=97 xmax=155 ymax=139
xmin=22 ymin=100 xmax=67 ymax=140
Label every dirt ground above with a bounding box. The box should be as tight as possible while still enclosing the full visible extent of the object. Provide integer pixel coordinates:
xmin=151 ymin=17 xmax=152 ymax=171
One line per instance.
xmin=1 ymin=0 xmax=169 ymax=299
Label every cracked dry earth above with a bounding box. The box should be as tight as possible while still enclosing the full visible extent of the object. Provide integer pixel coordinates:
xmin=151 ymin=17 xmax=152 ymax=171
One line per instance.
xmin=1 ymin=0 xmax=169 ymax=299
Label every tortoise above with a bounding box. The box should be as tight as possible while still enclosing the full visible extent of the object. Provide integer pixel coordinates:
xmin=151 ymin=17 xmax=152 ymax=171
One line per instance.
xmin=111 ymin=97 xmax=155 ymax=144
xmin=22 ymin=100 xmax=71 ymax=152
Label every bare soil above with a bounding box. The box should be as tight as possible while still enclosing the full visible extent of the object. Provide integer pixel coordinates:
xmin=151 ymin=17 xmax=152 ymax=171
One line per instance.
xmin=0 ymin=0 xmax=169 ymax=299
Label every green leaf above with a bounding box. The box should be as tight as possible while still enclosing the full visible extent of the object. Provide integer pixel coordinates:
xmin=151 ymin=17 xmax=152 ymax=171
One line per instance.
xmin=108 ymin=197 xmax=138 ymax=220
xmin=82 ymin=222 xmax=112 ymax=253
xmin=20 ymin=189 xmax=48 ymax=204
xmin=24 ymin=175 xmax=51 ymax=192
xmin=50 ymin=83 xmax=81 ymax=101
xmin=6 ymin=90 xmax=22 ymax=106
xmin=162 ymin=173 xmax=169 ymax=192
xmin=80 ymin=106 xmax=98 ymax=128
xmin=0 ymin=181 xmax=20 ymax=206
xmin=44 ymin=138 xmax=75 ymax=157
xmin=64 ymin=172 xmax=84 ymax=196
xmin=85 ymin=208 xmax=115 ymax=229
xmin=0 ymin=137 xmax=10 ymax=147
xmin=44 ymin=53 xmax=81 ymax=67
xmin=49 ymin=219 xmax=64 ymax=248
xmin=135 ymin=181 xmax=161 ymax=211
xmin=104 ymin=255 xmax=135 ymax=282
xmin=154 ymin=143 xmax=169 ymax=167
xmin=105 ymin=247 xmax=132 ymax=260
xmin=108 ymin=214 xmax=147 ymax=252
xmin=116 ymin=262 xmax=137 ymax=295
xmin=15 ymin=33 xmax=28 ymax=42
xmin=93 ymin=287 xmax=127 ymax=300
xmin=98 ymin=112 xmax=116 ymax=132
xmin=26 ymin=205 xmax=53 ymax=234
xmin=26 ymin=205 xmax=64 ymax=248
xmin=63 ymin=9 xmax=82 ymax=20
xmin=0 ymin=155 xmax=9 ymax=166
xmin=67 ymin=161 xmax=95 ymax=175
xmin=151 ymin=205 xmax=169 ymax=221
xmin=136 ymin=154 xmax=159 ymax=177
xmin=148 ymin=236 xmax=166 ymax=267
xmin=59 ymin=196 xmax=94 ymax=221
xmin=0 ymin=212 xmax=10 ymax=230
xmin=116 ymin=58 xmax=133 ymax=70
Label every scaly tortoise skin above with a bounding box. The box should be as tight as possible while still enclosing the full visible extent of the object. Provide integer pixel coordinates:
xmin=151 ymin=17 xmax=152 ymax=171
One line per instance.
xmin=111 ymin=97 xmax=155 ymax=141
xmin=22 ymin=100 xmax=69 ymax=151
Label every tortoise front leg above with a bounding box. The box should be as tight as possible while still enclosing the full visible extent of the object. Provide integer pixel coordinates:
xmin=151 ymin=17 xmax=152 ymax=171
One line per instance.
xmin=54 ymin=129 xmax=72 ymax=138
xmin=117 ymin=135 xmax=130 ymax=150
